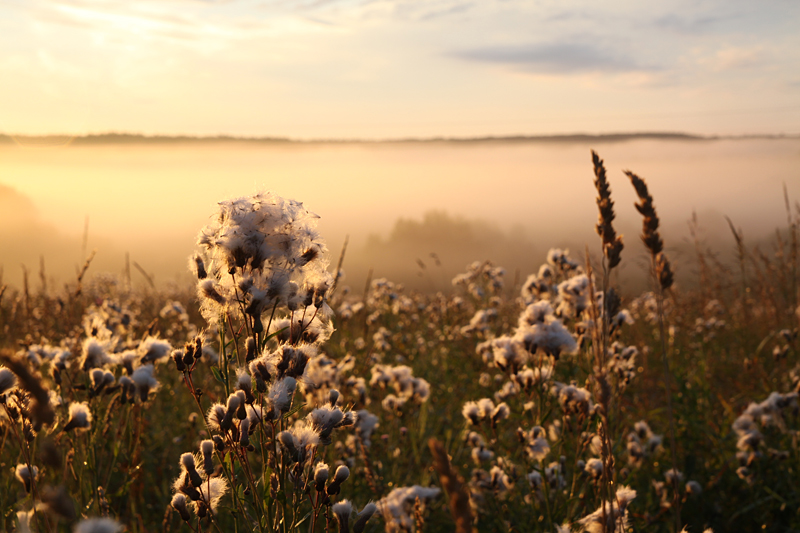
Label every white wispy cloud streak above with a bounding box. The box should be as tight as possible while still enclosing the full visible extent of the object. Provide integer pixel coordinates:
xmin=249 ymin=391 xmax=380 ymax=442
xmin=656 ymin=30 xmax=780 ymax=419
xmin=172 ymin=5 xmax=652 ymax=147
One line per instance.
xmin=0 ymin=0 xmax=798 ymax=136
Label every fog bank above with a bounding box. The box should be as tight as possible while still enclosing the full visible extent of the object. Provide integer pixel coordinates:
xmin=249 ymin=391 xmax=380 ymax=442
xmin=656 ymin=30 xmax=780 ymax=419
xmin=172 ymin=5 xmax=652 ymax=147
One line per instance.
xmin=0 ymin=137 xmax=797 ymax=292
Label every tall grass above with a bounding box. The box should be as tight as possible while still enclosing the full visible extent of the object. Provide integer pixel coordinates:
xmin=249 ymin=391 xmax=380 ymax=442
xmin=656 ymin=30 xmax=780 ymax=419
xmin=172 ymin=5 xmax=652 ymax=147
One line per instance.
xmin=0 ymin=153 xmax=798 ymax=533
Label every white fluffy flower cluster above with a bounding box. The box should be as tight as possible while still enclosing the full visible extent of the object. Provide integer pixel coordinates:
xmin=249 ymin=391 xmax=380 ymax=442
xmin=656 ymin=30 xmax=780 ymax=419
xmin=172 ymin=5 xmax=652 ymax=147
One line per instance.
xmin=194 ymin=192 xmax=333 ymax=330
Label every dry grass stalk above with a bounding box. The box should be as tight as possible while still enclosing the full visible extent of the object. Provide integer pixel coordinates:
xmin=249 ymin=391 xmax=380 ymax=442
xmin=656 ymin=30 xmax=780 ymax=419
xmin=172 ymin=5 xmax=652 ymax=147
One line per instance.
xmin=74 ymin=250 xmax=97 ymax=297
xmin=428 ymin=438 xmax=475 ymax=533
xmin=625 ymin=170 xmax=681 ymax=531
xmin=329 ymin=235 xmax=350 ymax=298
xmin=414 ymin=496 xmax=424 ymax=532
xmin=132 ymin=261 xmax=156 ymax=289
xmin=592 ymin=151 xmax=624 ymax=269
xmin=591 ymin=152 xmax=625 ymax=530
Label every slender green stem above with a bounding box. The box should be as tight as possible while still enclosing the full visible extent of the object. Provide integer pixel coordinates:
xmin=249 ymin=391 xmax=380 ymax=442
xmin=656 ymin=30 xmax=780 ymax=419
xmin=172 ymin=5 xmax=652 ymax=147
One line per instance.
xmin=652 ymin=255 xmax=682 ymax=532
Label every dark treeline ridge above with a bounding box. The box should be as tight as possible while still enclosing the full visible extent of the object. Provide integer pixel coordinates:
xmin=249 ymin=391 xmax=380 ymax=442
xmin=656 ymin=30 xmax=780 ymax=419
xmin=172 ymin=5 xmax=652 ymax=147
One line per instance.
xmin=1 ymin=131 xmax=796 ymax=146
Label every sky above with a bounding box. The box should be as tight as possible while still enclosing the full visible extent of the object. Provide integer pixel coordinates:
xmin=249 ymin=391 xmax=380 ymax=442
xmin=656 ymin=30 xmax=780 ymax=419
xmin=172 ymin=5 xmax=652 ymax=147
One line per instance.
xmin=1 ymin=0 xmax=799 ymax=139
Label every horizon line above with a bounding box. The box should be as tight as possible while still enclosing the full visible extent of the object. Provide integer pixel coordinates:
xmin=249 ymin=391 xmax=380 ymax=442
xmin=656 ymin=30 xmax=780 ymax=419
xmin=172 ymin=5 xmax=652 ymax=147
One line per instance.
xmin=2 ymin=130 xmax=799 ymax=146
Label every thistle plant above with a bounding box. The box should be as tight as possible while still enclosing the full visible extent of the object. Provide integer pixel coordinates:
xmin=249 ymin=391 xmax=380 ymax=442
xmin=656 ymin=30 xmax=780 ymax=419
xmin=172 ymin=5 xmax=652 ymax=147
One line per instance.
xmin=171 ymin=192 xmax=377 ymax=533
xmin=2 ymin=156 xmax=800 ymax=533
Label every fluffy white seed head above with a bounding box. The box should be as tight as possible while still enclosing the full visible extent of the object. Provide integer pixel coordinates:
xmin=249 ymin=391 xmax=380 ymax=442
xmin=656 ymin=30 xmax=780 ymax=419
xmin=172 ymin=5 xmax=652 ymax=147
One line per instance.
xmin=73 ymin=517 xmax=124 ymax=533
xmin=0 ymin=366 xmax=17 ymax=394
xmin=66 ymin=402 xmax=92 ymax=432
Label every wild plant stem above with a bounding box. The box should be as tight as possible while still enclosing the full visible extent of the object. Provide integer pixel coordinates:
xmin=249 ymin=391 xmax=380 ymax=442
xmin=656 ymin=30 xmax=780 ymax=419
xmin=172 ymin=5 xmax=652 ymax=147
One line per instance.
xmin=652 ymin=255 xmax=682 ymax=532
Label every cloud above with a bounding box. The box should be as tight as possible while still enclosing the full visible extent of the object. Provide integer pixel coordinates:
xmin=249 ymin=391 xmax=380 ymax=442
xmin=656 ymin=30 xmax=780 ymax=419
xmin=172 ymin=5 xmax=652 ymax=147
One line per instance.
xmin=416 ymin=2 xmax=472 ymax=21
xmin=653 ymin=12 xmax=738 ymax=35
xmin=706 ymin=46 xmax=767 ymax=71
xmin=452 ymin=41 xmax=652 ymax=75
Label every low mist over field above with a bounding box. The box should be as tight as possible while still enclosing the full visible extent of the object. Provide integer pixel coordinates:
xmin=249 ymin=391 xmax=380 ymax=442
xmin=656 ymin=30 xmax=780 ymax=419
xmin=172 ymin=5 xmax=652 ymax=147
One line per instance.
xmin=0 ymin=135 xmax=797 ymax=292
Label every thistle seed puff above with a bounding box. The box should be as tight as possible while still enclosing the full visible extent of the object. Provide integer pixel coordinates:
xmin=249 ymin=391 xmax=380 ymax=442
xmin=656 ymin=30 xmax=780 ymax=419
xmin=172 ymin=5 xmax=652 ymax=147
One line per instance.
xmin=314 ymin=462 xmax=329 ymax=492
xmin=200 ymin=440 xmax=215 ymax=475
xmin=14 ymin=464 xmax=38 ymax=492
xmin=131 ymin=364 xmax=159 ymax=402
xmin=63 ymin=402 xmax=92 ymax=432
xmin=238 ymin=417 xmax=251 ymax=447
xmin=171 ymin=493 xmax=191 ymax=522
xmin=234 ymin=390 xmax=248 ymax=419
xmin=353 ymin=502 xmax=378 ymax=533
xmin=332 ymin=500 xmax=353 ymax=533
xmin=193 ymin=192 xmax=333 ymax=331
xmin=72 ymin=517 xmax=124 ymax=533
xmin=180 ymin=453 xmax=203 ymax=487
xmin=207 ymin=403 xmax=227 ymax=432
xmin=327 ymin=465 xmax=350 ymax=495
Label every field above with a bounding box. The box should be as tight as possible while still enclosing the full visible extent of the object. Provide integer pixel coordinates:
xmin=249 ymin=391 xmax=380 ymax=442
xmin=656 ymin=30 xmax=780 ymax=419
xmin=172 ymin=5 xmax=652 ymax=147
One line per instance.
xmin=0 ymin=153 xmax=798 ymax=533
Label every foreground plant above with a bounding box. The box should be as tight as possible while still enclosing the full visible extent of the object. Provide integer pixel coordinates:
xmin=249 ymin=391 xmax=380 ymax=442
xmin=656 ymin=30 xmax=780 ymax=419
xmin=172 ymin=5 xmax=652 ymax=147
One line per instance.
xmin=171 ymin=192 xmax=379 ymax=533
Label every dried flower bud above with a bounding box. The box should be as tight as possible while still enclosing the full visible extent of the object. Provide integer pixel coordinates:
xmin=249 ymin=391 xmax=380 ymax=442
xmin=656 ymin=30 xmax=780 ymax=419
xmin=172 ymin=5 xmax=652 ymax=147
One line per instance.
xmin=173 ymin=350 xmax=186 ymax=372
xmin=15 ymin=464 xmax=38 ymax=492
xmin=172 ymin=493 xmax=191 ymax=522
xmin=181 ymin=453 xmax=203 ymax=488
xmin=63 ymin=402 xmax=92 ymax=432
xmin=332 ymin=500 xmax=353 ymax=533
xmin=327 ymin=465 xmax=350 ymax=495
xmin=193 ymin=255 xmax=207 ymax=280
xmin=200 ymin=440 xmax=215 ymax=475
xmin=239 ymin=418 xmax=251 ymax=447
xmin=353 ymin=502 xmax=378 ymax=533
xmin=314 ymin=462 xmax=329 ymax=492
xmin=245 ymin=337 xmax=257 ymax=362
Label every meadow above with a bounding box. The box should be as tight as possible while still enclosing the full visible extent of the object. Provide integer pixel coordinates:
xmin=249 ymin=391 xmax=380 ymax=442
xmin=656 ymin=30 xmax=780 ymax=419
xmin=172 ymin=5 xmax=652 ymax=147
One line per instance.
xmin=0 ymin=151 xmax=798 ymax=533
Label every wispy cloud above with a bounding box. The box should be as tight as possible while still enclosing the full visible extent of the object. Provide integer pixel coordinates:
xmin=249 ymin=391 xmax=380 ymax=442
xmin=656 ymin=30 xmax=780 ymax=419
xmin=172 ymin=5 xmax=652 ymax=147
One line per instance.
xmin=453 ymin=41 xmax=652 ymax=75
xmin=653 ymin=13 xmax=733 ymax=34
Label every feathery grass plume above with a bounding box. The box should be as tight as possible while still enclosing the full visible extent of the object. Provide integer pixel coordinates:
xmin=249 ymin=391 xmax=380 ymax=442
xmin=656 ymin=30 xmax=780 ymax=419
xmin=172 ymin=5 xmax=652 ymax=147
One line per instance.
xmin=592 ymin=151 xmax=624 ymax=269
xmin=625 ymin=170 xmax=672 ymax=291
xmin=625 ymin=169 xmax=680 ymax=527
